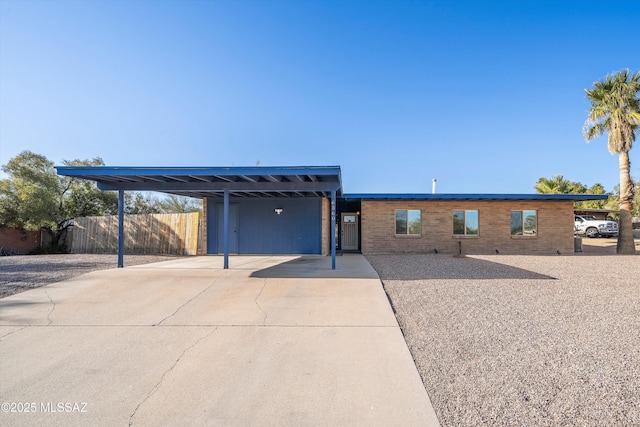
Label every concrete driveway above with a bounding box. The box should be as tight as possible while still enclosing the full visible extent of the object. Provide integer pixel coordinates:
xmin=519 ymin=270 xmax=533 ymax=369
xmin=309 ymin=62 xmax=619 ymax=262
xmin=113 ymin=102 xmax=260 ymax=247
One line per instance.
xmin=0 ymin=255 xmax=439 ymax=426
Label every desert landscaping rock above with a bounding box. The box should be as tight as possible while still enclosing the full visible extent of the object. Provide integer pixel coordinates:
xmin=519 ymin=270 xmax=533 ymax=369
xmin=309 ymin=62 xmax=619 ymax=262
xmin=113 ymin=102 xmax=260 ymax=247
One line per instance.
xmin=0 ymin=254 xmax=183 ymax=298
xmin=367 ymin=250 xmax=640 ymax=427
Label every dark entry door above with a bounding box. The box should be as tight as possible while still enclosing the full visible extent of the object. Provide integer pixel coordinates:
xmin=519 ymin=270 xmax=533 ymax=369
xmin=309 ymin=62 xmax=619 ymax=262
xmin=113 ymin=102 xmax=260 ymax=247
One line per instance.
xmin=341 ymin=212 xmax=358 ymax=251
xmin=217 ymin=204 xmax=239 ymax=253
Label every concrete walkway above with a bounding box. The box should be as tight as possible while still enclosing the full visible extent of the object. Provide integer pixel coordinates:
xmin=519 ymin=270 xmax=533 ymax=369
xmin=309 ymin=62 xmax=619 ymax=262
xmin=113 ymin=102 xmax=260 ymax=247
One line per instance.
xmin=0 ymin=255 xmax=439 ymax=426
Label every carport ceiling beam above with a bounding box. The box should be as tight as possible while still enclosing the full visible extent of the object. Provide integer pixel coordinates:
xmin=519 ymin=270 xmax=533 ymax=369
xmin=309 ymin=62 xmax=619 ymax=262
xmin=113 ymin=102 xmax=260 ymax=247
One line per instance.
xmin=159 ymin=191 xmax=202 ymax=199
xmin=190 ymin=175 xmax=213 ymax=182
xmin=263 ymin=175 xmax=280 ymax=183
xmin=164 ymin=175 xmax=191 ymax=183
xmin=139 ymin=176 xmax=167 ymax=183
xmin=97 ymin=181 xmax=340 ymax=192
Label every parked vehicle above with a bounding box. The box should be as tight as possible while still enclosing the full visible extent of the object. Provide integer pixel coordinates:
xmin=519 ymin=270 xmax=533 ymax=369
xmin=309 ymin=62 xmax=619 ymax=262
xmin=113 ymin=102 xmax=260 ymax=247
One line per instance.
xmin=574 ymin=215 xmax=618 ymax=238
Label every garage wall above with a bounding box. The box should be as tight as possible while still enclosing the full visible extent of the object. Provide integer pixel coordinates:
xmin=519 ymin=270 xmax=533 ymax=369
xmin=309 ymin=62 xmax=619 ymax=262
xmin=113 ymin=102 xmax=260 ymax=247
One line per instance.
xmin=206 ymin=197 xmax=323 ymax=254
xmin=361 ymin=200 xmax=575 ymax=255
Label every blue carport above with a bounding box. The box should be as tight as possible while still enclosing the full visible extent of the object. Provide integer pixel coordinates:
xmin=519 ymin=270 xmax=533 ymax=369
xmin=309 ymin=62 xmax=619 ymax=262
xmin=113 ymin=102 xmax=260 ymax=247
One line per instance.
xmin=55 ymin=166 xmax=343 ymax=269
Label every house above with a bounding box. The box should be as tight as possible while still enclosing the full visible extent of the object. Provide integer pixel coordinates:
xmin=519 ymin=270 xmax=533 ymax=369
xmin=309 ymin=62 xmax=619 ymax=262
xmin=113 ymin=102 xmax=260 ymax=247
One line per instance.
xmin=55 ymin=165 xmax=608 ymax=268
xmin=345 ymin=194 xmax=588 ymax=255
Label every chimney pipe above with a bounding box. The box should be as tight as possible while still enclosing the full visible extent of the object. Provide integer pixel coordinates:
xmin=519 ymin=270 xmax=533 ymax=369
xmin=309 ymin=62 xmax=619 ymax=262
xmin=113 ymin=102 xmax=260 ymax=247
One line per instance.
xmin=432 ymin=178 xmax=437 ymax=194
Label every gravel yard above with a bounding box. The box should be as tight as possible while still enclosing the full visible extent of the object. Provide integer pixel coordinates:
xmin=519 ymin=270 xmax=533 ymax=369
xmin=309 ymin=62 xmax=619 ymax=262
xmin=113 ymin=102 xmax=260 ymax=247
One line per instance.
xmin=0 ymin=254 xmax=183 ymax=298
xmin=367 ymin=249 xmax=640 ymax=426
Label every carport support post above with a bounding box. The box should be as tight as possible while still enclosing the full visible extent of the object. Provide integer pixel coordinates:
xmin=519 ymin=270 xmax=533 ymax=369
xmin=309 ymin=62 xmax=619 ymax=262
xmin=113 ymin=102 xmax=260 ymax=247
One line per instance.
xmin=331 ymin=189 xmax=336 ymax=270
xmin=118 ymin=189 xmax=124 ymax=268
xmin=223 ymin=189 xmax=229 ymax=269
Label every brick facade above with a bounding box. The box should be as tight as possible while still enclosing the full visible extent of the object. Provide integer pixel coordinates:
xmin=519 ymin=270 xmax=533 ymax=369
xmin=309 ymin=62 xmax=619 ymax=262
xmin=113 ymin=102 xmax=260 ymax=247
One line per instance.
xmin=0 ymin=228 xmax=42 ymax=254
xmin=361 ymin=200 xmax=575 ymax=255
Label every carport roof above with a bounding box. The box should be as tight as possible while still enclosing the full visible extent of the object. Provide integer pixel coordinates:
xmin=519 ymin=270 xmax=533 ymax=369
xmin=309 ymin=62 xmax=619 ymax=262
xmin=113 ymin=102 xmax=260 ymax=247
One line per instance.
xmin=55 ymin=166 xmax=343 ymax=198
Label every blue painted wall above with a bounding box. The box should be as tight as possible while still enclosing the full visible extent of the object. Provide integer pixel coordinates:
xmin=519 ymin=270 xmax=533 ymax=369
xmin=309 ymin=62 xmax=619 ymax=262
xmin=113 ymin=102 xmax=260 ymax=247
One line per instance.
xmin=207 ymin=197 xmax=322 ymax=254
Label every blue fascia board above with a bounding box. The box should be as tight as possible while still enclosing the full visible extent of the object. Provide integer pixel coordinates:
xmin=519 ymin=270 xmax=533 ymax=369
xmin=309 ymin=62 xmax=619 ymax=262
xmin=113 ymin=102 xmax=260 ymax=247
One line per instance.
xmin=343 ymin=193 xmax=609 ymax=201
xmin=55 ymin=165 xmax=342 ymax=178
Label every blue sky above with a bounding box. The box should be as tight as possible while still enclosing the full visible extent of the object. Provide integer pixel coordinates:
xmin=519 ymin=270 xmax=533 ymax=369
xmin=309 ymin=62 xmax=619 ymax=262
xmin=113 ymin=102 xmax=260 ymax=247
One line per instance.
xmin=1 ymin=0 xmax=638 ymax=194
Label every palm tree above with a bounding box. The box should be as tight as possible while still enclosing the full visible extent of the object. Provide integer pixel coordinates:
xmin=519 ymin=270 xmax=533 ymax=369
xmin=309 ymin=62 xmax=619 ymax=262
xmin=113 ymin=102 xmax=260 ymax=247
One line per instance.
xmin=535 ymin=175 xmax=582 ymax=194
xmin=584 ymin=69 xmax=640 ymax=254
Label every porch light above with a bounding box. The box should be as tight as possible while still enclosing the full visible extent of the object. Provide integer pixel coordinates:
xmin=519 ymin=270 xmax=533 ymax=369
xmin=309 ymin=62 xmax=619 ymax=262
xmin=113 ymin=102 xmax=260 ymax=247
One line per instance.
xmin=275 ymin=208 xmax=283 ymax=215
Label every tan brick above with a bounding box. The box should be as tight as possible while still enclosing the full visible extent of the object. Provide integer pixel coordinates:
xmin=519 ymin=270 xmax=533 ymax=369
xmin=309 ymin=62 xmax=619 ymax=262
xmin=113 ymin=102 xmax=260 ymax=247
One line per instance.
xmin=361 ymin=200 xmax=575 ymax=255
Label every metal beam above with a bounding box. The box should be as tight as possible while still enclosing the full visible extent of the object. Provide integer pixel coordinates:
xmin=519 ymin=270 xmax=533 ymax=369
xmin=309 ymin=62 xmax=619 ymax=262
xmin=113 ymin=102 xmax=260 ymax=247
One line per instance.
xmin=331 ymin=190 xmax=336 ymax=270
xmin=190 ymin=175 xmax=213 ymax=182
xmin=97 ymin=181 xmax=341 ymax=192
xmin=138 ymin=176 xmax=167 ymax=183
xmin=223 ymin=189 xmax=229 ymax=269
xmin=164 ymin=175 xmax=191 ymax=183
xmin=262 ymin=175 xmax=280 ymax=183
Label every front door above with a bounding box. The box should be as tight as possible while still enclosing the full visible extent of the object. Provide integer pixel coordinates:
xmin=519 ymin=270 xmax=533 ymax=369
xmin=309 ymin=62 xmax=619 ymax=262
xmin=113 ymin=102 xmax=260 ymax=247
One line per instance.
xmin=341 ymin=212 xmax=358 ymax=251
xmin=217 ymin=204 xmax=239 ymax=253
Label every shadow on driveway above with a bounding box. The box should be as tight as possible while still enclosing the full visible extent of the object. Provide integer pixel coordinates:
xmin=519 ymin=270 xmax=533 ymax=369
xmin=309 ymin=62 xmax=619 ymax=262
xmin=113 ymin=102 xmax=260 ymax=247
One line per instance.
xmin=250 ymin=254 xmax=380 ymax=279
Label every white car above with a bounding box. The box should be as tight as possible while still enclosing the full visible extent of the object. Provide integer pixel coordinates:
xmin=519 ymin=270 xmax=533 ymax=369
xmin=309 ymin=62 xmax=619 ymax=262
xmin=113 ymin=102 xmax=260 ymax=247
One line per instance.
xmin=574 ymin=215 xmax=618 ymax=238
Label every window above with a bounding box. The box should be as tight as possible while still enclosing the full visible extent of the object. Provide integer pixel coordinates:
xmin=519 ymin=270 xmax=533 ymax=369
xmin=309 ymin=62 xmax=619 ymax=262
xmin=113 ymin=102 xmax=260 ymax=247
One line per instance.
xmin=396 ymin=209 xmax=421 ymax=235
xmin=453 ymin=210 xmax=479 ymax=236
xmin=511 ymin=210 xmax=537 ymax=236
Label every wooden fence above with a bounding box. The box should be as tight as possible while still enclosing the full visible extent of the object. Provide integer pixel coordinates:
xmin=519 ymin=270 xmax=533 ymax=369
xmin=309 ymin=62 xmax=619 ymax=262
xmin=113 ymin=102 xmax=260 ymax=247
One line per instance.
xmin=71 ymin=213 xmax=201 ymax=255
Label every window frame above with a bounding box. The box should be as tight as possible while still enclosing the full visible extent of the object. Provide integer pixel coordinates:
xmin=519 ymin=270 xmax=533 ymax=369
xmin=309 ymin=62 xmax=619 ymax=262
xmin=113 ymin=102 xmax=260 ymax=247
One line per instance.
xmin=510 ymin=210 xmax=538 ymax=237
xmin=395 ymin=209 xmax=422 ymax=236
xmin=452 ymin=209 xmax=479 ymax=236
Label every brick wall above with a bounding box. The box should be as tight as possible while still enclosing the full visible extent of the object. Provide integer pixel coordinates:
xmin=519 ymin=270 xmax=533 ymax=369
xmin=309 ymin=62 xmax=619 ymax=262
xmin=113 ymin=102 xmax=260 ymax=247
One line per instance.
xmin=0 ymin=228 xmax=41 ymax=254
xmin=361 ymin=200 xmax=575 ymax=255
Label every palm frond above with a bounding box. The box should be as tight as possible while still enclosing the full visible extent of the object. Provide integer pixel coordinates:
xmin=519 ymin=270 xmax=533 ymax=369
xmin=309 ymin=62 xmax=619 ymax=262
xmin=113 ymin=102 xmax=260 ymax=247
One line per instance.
xmin=584 ymin=121 xmax=607 ymax=141
xmin=584 ymin=69 xmax=640 ymax=153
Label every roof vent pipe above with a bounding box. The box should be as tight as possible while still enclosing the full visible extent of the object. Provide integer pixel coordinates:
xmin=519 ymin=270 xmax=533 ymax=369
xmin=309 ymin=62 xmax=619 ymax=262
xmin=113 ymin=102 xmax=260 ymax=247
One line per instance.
xmin=432 ymin=178 xmax=437 ymax=194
